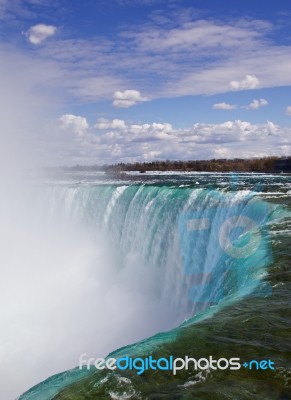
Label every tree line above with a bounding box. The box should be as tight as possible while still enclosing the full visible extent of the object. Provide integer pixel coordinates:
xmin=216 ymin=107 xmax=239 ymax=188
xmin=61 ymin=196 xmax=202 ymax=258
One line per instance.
xmin=103 ymin=157 xmax=279 ymax=173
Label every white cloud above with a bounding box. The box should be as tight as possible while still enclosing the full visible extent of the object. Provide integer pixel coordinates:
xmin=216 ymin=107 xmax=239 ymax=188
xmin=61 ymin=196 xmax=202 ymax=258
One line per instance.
xmin=95 ymin=119 xmax=172 ymax=138
xmin=245 ymin=98 xmax=268 ymax=110
xmin=25 ymin=24 xmax=57 ymax=45
xmin=229 ymin=74 xmax=259 ymax=91
xmin=285 ymin=106 xmax=291 ymax=116
xmin=213 ymin=102 xmax=236 ymax=110
xmin=266 ymin=120 xmax=278 ymax=134
xmin=59 ymin=114 xmax=89 ymax=136
xmin=94 ymin=118 xmax=127 ymax=130
xmin=113 ymin=90 xmax=149 ymax=108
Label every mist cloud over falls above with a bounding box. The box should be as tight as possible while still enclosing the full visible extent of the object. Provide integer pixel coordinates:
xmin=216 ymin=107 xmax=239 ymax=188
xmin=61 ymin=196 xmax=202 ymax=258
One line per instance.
xmin=0 ymin=184 xmax=175 ymax=399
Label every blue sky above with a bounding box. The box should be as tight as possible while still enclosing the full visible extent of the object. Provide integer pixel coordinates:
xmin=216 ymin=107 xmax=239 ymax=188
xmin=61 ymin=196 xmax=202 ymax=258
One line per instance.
xmin=0 ymin=0 xmax=291 ymax=165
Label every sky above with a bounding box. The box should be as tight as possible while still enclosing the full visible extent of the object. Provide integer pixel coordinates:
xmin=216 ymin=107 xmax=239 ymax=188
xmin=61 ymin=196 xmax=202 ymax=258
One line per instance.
xmin=0 ymin=0 xmax=291 ymax=165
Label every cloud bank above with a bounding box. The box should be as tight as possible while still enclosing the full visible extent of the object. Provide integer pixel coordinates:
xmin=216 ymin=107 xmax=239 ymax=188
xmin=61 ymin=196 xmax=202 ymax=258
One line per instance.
xmin=45 ymin=115 xmax=291 ymax=166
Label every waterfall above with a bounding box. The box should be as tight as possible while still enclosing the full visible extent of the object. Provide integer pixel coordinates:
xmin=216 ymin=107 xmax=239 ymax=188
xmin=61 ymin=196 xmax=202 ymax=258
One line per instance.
xmin=15 ymin=183 xmax=274 ymax=400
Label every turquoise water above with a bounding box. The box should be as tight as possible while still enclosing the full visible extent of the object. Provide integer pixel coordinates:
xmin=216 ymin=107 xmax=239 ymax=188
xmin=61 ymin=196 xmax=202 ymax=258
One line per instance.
xmin=19 ymin=172 xmax=291 ymax=400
